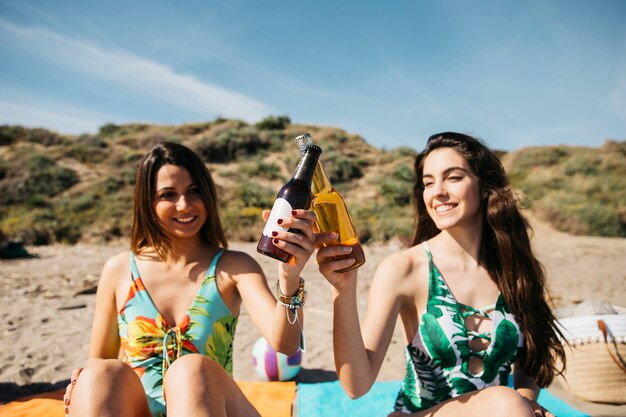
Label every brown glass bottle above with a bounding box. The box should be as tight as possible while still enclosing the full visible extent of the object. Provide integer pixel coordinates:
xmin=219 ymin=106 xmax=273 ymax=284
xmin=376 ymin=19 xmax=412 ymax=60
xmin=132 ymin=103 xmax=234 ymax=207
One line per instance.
xmin=257 ymin=143 xmax=322 ymax=263
xmin=295 ymin=134 xmax=365 ymax=272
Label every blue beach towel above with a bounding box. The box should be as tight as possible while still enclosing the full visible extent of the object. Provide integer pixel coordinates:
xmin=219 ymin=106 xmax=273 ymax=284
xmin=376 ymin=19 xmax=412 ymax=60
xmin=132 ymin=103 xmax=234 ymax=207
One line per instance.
xmin=297 ymin=379 xmax=589 ymax=417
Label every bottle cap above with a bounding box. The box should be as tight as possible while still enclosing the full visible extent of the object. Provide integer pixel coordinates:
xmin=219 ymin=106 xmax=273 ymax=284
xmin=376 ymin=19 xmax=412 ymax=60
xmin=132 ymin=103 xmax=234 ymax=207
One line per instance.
xmin=303 ymin=143 xmax=322 ymax=157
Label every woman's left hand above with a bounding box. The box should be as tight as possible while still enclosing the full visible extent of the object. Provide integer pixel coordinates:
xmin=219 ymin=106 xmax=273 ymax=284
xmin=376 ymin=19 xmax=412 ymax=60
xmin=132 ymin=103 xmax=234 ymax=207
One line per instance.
xmin=262 ymin=209 xmax=316 ymax=279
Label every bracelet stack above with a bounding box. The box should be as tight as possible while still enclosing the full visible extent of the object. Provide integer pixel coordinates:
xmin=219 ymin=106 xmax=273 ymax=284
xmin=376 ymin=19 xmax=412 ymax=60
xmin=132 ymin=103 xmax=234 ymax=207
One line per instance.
xmin=276 ymin=278 xmax=306 ymax=350
xmin=276 ymin=277 xmax=306 ymax=310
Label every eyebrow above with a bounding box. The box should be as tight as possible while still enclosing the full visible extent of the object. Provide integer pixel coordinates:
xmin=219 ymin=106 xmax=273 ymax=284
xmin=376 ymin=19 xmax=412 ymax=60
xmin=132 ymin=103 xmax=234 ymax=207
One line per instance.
xmin=156 ymin=183 xmax=197 ymax=193
xmin=422 ymin=166 xmax=469 ymax=178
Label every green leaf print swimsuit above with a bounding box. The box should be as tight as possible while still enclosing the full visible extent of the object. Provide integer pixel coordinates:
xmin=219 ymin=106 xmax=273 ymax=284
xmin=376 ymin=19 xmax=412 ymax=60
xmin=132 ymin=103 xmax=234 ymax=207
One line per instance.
xmin=117 ymin=249 xmax=237 ymax=417
xmin=394 ymin=242 xmax=524 ymax=413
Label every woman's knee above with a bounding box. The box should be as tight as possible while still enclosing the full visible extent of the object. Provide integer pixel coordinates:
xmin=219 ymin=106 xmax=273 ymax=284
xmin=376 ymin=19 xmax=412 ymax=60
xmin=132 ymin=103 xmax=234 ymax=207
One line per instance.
xmin=76 ymin=359 xmax=138 ymax=389
xmin=165 ymin=354 xmax=228 ymax=390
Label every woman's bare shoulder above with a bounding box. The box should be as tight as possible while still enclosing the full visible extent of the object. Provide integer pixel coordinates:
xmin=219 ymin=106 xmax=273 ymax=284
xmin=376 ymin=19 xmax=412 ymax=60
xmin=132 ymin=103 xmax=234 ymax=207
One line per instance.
xmin=375 ymin=244 xmax=428 ymax=282
xmin=99 ymin=251 xmax=131 ymax=287
xmin=218 ymin=249 xmax=264 ymax=277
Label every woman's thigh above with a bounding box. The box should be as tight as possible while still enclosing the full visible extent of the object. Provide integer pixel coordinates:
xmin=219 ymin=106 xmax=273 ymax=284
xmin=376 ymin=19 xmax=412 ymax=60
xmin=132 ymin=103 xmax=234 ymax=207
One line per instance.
xmin=164 ymin=354 xmax=260 ymax=417
xmin=69 ymin=359 xmax=152 ymax=417
xmin=403 ymin=386 xmax=534 ymax=417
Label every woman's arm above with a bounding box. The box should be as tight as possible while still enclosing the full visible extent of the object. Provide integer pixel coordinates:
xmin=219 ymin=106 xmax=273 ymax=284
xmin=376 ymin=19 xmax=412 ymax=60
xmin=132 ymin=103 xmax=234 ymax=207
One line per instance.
xmin=514 ymin=365 xmax=555 ymax=416
xmin=87 ymin=254 xmax=127 ymax=359
xmin=318 ymin=246 xmax=410 ymax=398
xmin=63 ymin=253 xmax=125 ymax=409
xmin=234 ymin=209 xmax=316 ymax=355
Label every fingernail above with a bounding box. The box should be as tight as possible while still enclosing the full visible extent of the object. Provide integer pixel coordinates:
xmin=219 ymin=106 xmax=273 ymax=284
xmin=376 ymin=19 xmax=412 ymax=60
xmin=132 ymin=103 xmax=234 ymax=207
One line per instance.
xmin=347 ymin=258 xmax=356 ymax=264
xmin=291 ymin=210 xmax=297 ymax=215
xmin=273 ymin=238 xmax=279 ymax=244
xmin=71 ymin=380 xmax=76 ymax=385
xmin=271 ymin=231 xmax=278 ymax=237
xmin=342 ymin=246 xmax=353 ymax=253
xmin=277 ymin=219 xmax=283 ymax=225
xmin=65 ymin=407 xmax=69 ymax=414
xmin=65 ymin=398 xmax=69 ymax=405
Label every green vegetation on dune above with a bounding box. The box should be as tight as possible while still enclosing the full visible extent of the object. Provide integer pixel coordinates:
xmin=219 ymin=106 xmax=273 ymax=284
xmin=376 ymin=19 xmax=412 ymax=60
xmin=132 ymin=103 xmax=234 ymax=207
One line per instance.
xmin=0 ymin=120 xmax=623 ymax=246
xmin=503 ymin=141 xmax=626 ymax=237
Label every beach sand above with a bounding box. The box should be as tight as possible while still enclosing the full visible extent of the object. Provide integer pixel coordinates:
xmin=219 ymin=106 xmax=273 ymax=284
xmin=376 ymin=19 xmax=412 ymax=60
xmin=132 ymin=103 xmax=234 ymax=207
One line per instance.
xmin=1 ymin=215 xmax=625 ymax=416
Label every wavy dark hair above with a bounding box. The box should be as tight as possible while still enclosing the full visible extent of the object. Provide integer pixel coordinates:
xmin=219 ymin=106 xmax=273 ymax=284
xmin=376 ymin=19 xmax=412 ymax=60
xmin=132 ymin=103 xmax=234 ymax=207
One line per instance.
xmin=411 ymin=132 xmax=565 ymax=387
xmin=131 ymin=142 xmax=228 ymax=259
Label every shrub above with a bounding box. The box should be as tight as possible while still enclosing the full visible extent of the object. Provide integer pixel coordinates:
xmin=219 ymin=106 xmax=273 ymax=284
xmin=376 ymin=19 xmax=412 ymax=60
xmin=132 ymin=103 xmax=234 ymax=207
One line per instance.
xmin=393 ymin=165 xmax=415 ymax=182
xmin=27 ymin=128 xmax=65 ymax=146
xmin=234 ymin=180 xmax=275 ymax=208
xmin=323 ymin=151 xmax=364 ymax=183
xmin=380 ymin=179 xmax=412 ymax=206
xmin=0 ymin=166 xmax=79 ymax=205
xmin=240 ymin=161 xmax=282 ymax=180
xmin=0 ymin=157 xmax=8 ymax=180
xmin=0 ymin=125 xmax=27 ymax=146
xmin=98 ymin=123 xmax=122 ymax=137
xmin=195 ymin=126 xmax=269 ymax=163
xmin=256 ymin=115 xmax=290 ymax=130
xmin=66 ymin=136 xmax=109 ymax=163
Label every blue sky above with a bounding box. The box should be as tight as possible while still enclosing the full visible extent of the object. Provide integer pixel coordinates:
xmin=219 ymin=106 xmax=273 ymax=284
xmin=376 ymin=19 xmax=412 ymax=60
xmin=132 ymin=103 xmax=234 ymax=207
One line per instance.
xmin=1 ymin=0 xmax=625 ymax=151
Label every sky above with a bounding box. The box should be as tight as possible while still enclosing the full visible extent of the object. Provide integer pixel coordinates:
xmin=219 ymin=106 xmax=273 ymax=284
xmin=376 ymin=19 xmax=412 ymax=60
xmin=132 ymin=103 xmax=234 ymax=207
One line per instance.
xmin=0 ymin=0 xmax=625 ymax=151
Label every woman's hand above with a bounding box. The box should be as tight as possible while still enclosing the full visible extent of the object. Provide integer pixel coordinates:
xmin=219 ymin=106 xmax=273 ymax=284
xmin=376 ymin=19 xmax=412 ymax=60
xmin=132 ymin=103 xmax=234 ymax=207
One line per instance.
xmin=262 ymin=209 xmax=317 ymax=280
xmin=315 ymin=232 xmax=359 ymax=289
xmin=62 ymin=367 xmax=83 ymax=415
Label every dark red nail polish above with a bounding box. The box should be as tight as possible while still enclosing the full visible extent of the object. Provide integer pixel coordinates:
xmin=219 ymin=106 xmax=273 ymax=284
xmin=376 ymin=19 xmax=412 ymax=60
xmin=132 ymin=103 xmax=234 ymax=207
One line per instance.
xmin=271 ymin=231 xmax=278 ymax=237
xmin=277 ymin=219 xmax=283 ymax=225
xmin=273 ymin=238 xmax=279 ymax=244
xmin=291 ymin=210 xmax=297 ymax=215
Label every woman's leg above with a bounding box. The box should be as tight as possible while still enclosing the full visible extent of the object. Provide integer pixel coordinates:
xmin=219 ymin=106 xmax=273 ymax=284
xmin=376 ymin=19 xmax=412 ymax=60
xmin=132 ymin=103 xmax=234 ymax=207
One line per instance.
xmin=164 ymin=354 xmax=260 ymax=417
xmin=393 ymin=386 xmax=534 ymax=417
xmin=68 ymin=359 xmax=152 ymax=417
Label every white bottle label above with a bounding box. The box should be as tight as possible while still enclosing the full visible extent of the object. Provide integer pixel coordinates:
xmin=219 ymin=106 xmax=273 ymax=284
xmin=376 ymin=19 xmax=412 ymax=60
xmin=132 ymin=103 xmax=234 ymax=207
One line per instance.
xmin=262 ymin=198 xmax=293 ymax=237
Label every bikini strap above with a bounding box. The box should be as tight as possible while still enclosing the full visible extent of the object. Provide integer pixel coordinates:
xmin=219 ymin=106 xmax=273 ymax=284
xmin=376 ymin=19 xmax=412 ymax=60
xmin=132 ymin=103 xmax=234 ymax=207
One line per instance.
xmin=206 ymin=249 xmax=226 ymax=279
xmin=129 ymin=252 xmax=140 ymax=282
xmin=422 ymin=241 xmax=433 ymax=262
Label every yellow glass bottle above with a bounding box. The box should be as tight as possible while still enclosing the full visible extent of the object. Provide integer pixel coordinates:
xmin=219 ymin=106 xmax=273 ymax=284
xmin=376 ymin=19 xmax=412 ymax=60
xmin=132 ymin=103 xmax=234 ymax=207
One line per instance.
xmin=295 ymin=134 xmax=365 ymax=272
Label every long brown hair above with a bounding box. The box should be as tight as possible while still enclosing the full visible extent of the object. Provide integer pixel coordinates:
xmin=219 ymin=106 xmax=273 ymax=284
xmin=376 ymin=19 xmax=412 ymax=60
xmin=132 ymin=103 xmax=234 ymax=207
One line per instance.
xmin=411 ymin=132 xmax=565 ymax=386
xmin=130 ymin=142 xmax=228 ymax=259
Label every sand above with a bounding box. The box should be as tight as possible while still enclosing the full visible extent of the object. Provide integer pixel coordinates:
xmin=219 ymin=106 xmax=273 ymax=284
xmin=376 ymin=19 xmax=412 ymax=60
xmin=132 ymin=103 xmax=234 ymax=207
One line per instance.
xmin=1 ymin=216 xmax=625 ymax=416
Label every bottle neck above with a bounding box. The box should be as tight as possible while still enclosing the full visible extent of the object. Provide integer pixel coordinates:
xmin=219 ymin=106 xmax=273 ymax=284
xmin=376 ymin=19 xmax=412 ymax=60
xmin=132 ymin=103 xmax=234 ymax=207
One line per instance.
xmin=312 ymin=161 xmax=332 ymax=193
xmin=292 ymin=150 xmax=320 ymax=185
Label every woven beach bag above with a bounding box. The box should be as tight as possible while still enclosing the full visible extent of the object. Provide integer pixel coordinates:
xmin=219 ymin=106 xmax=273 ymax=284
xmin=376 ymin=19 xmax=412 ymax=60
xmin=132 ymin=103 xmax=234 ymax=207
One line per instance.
xmin=555 ymin=301 xmax=626 ymax=404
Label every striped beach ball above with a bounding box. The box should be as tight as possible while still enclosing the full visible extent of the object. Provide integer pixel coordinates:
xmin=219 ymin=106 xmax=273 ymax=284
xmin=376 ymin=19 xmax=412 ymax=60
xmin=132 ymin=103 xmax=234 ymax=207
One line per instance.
xmin=251 ymin=337 xmax=302 ymax=381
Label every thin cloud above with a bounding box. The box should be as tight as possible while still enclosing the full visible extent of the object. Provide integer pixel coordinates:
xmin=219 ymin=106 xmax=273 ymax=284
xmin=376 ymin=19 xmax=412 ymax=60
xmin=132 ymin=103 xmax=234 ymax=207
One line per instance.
xmin=0 ymin=99 xmax=114 ymax=133
xmin=0 ymin=17 xmax=275 ymax=122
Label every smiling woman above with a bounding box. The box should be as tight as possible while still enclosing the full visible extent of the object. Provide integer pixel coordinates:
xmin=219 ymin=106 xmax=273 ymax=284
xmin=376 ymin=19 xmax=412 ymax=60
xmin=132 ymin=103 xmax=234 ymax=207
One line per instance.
xmin=63 ymin=142 xmax=317 ymax=417
xmin=315 ymin=132 xmax=567 ymax=417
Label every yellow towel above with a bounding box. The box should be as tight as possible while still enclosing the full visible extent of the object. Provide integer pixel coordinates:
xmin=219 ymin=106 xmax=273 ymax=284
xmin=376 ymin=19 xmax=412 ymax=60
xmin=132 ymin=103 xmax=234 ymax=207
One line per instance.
xmin=0 ymin=381 xmax=296 ymax=417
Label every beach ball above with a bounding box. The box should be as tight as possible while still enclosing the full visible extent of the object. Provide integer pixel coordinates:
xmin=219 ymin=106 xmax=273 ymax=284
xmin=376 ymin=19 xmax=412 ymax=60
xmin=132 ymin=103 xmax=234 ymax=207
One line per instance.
xmin=251 ymin=337 xmax=302 ymax=381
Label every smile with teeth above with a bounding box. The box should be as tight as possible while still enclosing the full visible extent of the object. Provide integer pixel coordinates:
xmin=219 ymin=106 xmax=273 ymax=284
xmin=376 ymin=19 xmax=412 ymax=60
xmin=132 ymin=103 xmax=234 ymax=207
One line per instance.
xmin=435 ymin=204 xmax=456 ymax=213
xmin=174 ymin=216 xmax=196 ymax=223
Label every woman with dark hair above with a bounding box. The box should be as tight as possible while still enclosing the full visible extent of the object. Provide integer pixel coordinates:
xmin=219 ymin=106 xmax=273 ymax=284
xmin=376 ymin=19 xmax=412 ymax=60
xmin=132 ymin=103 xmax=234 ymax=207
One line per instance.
xmin=317 ymin=132 xmax=565 ymax=416
xmin=64 ymin=142 xmax=315 ymax=417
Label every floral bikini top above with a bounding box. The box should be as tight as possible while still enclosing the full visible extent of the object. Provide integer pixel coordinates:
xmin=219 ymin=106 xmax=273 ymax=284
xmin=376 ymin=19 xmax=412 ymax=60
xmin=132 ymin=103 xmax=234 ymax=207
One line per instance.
xmin=117 ymin=249 xmax=237 ymax=415
xmin=394 ymin=242 xmax=524 ymax=413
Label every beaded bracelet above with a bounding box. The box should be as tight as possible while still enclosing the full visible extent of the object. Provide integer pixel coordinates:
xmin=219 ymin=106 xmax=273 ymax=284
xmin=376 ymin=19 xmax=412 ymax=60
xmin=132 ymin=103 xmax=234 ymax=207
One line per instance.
xmin=276 ymin=278 xmax=306 ymax=310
